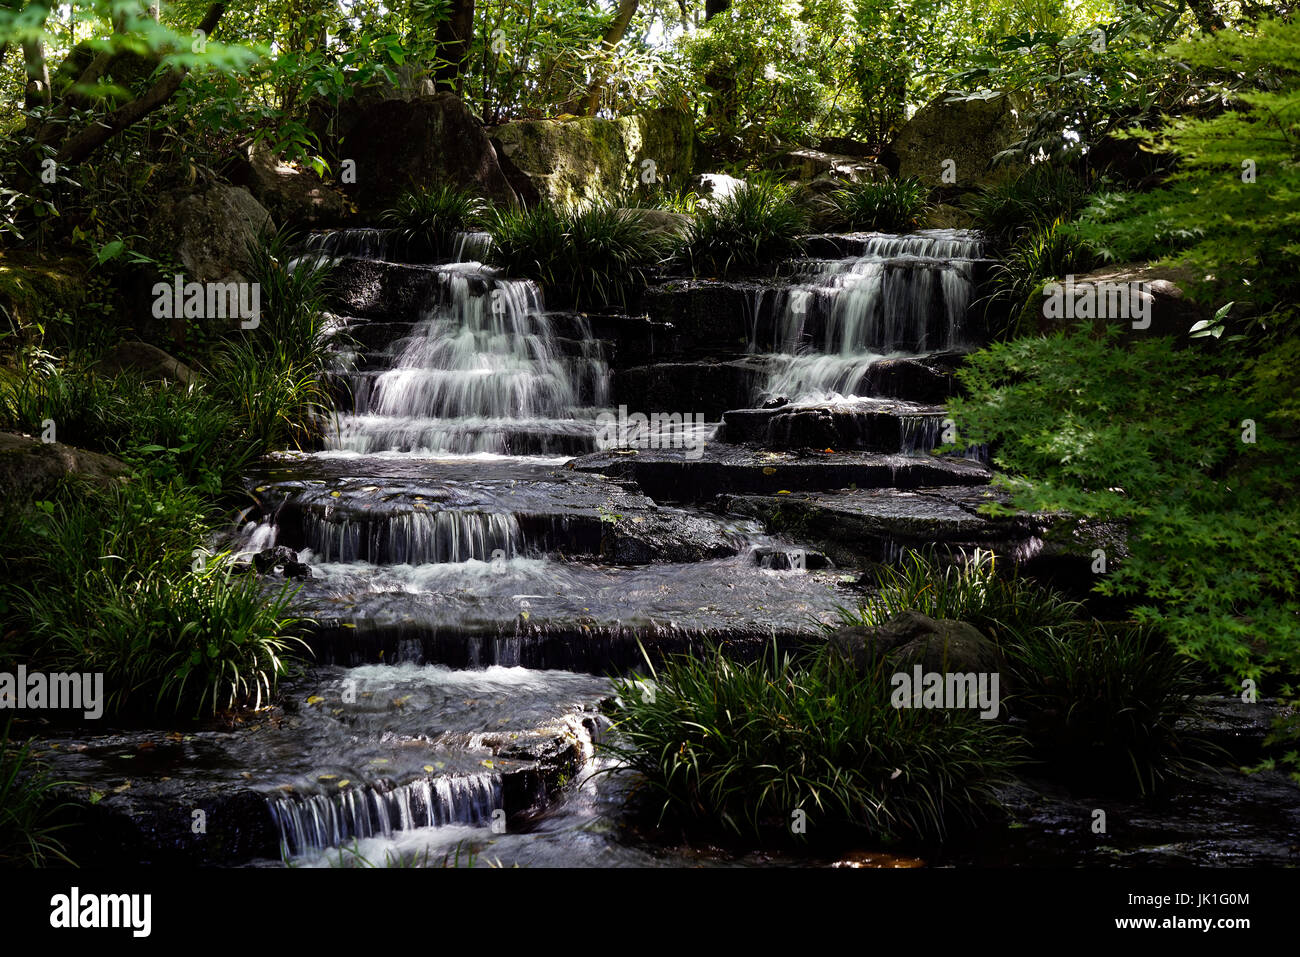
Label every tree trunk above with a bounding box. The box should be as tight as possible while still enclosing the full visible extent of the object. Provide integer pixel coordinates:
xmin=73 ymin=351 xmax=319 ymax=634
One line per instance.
xmin=51 ymin=3 xmax=227 ymax=167
xmin=434 ymin=0 xmax=475 ymax=93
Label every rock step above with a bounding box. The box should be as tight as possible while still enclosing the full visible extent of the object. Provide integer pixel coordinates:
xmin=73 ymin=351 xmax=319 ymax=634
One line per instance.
xmin=568 ymin=445 xmax=991 ymax=501
xmin=31 ymin=664 xmax=610 ymax=865
xmin=720 ymin=486 xmax=1124 ymax=590
xmin=285 ymin=557 xmax=851 ymax=671
xmin=242 ymin=475 xmax=753 ymax=566
xmin=721 ymin=397 xmax=947 ymax=452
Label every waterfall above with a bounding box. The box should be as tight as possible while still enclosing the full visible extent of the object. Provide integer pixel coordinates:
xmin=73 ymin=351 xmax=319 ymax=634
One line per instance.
xmin=269 ymin=773 xmax=502 ymax=859
xmin=302 ymin=509 xmax=524 ymax=564
xmin=756 ymin=231 xmax=982 ymax=402
xmin=328 ymin=269 xmax=610 ymax=456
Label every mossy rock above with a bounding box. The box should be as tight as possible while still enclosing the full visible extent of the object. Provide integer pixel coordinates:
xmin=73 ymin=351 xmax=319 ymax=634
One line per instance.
xmin=489 ymin=109 xmax=695 ymax=208
xmin=0 ymin=432 xmax=128 ymax=500
xmin=0 ymin=251 xmax=88 ymax=332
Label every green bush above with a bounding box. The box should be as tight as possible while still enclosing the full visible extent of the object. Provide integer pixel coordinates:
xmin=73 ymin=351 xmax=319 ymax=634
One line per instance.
xmin=381 ymin=185 xmax=489 ymax=260
xmin=826 ymin=176 xmax=929 ymax=232
xmin=604 ymin=640 xmax=1020 ymax=844
xmin=487 ymin=201 xmax=670 ymax=308
xmin=1006 ymin=621 xmax=1202 ymax=795
xmin=966 ymin=166 xmax=1092 ymax=249
xmin=980 ymin=218 xmax=1099 ymax=339
xmin=840 ymin=550 xmax=1205 ymax=794
xmin=948 ymin=328 xmax=1300 ymax=687
xmin=0 ymin=720 xmax=73 ymax=866
xmin=837 ymin=548 xmax=1081 ymax=641
xmin=674 ymin=178 xmax=808 ymax=277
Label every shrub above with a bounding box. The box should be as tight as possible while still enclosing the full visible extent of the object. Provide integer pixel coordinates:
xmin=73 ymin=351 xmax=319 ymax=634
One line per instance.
xmin=674 ymin=177 xmax=808 ymax=276
xmin=487 ymin=201 xmax=670 ymax=308
xmin=0 ymin=721 xmax=73 ymax=866
xmin=604 ymin=640 xmax=1021 ymax=844
xmin=839 ymin=550 xmax=1205 ymax=794
xmin=825 ymin=176 xmax=929 ymax=232
xmin=837 ymin=548 xmax=1081 ymax=642
xmin=381 ymin=185 xmax=489 ymax=260
xmin=966 ymin=166 xmax=1092 ymax=249
xmin=1006 ymin=620 xmax=1203 ymax=795
xmin=980 ymin=218 xmax=1099 ymax=339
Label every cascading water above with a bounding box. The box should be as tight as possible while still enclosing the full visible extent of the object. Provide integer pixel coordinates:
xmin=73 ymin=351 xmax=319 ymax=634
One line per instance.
xmin=330 ymin=268 xmax=611 ymax=456
xmin=755 ymin=230 xmax=983 ymax=402
xmin=269 ymin=773 xmax=501 ymax=859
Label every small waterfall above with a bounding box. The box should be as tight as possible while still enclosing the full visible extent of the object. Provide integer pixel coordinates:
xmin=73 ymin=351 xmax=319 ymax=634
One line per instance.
xmin=269 ymin=773 xmax=501 ymax=859
xmin=328 ymin=270 xmax=610 ymax=455
xmin=756 ymin=231 xmax=982 ymax=402
xmin=900 ymin=414 xmax=946 ymax=454
xmin=303 ymin=509 xmax=524 ymax=564
xmin=300 ymin=228 xmax=493 ymax=264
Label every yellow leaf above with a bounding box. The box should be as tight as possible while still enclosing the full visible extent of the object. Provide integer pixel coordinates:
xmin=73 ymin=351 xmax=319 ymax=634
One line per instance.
xmin=763 ymin=467 xmax=777 ymax=475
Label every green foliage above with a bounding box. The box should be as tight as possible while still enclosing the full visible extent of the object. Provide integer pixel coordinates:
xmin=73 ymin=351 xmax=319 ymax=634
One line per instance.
xmin=837 ymin=548 xmax=1081 ymax=641
xmin=0 ymin=720 xmax=74 ymax=867
xmin=604 ymin=640 xmax=1020 ymax=843
xmin=1072 ymin=17 xmax=1300 ymax=320
xmin=948 ymin=327 xmax=1300 ymax=685
xmin=966 ymin=165 xmax=1092 ymax=249
xmin=842 ymin=549 xmax=1205 ymax=794
xmin=981 ymin=218 xmax=1099 ymax=338
xmin=1006 ymin=620 xmax=1202 ymax=795
xmin=0 ymin=479 xmax=307 ymax=719
xmin=487 ymin=200 xmax=669 ymax=308
xmin=674 ymin=178 xmax=807 ymax=277
xmin=824 ymin=176 xmax=928 ymax=233
xmin=381 ymin=185 xmax=489 ymax=261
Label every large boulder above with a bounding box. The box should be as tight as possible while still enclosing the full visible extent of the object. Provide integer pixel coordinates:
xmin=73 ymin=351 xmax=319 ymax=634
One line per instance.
xmin=884 ymin=92 xmax=1028 ymax=190
xmin=95 ymin=341 xmax=198 ymax=387
xmin=489 ymin=109 xmax=694 ymax=207
xmin=149 ymin=184 xmax=273 ymax=284
xmin=1016 ymin=263 xmax=1211 ymax=339
xmin=770 ymin=147 xmax=886 ymax=185
xmin=0 ymin=432 xmax=128 ymax=500
xmin=229 ymin=139 xmax=353 ymax=229
xmin=827 ymin=610 xmax=1002 ymax=677
xmin=341 ymin=94 xmax=519 ymax=211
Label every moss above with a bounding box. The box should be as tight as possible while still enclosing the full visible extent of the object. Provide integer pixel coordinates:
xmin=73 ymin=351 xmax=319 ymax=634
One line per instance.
xmin=0 ymin=251 xmax=88 ymax=332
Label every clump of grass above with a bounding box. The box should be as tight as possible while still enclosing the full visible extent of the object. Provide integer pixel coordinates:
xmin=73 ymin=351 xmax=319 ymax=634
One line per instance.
xmin=840 ymin=549 xmax=1205 ymax=795
xmin=487 ymin=200 xmax=670 ymax=308
xmin=966 ymin=165 xmax=1092 ymax=249
xmin=825 ymin=176 xmax=929 ymax=232
xmin=0 ymin=720 xmax=74 ymax=866
xmin=1006 ymin=621 xmax=1203 ymax=796
xmin=838 ymin=548 xmax=1082 ymax=642
xmin=604 ymin=640 xmax=1021 ymax=844
xmin=674 ymin=177 xmax=808 ymax=276
xmin=381 ymin=185 xmax=489 ymax=260
xmin=982 ymin=218 xmax=1099 ymax=339
xmin=2 ymin=477 xmax=309 ymax=720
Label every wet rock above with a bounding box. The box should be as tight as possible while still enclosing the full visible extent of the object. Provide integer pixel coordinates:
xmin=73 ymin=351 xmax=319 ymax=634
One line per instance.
xmin=599 ymin=509 xmax=740 ymax=564
xmin=721 ymin=398 xmax=946 ymax=452
xmin=828 ymin=610 xmax=1001 ymax=676
xmin=253 ymin=546 xmax=310 ymax=578
xmin=614 ymin=360 xmax=763 ymax=419
xmin=749 ymin=544 xmax=831 ymax=570
xmin=883 ymin=91 xmax=1028 ymax=190
xmin=95 ymin=341 xmax=198 ymax=387
xmin=0 ymin=431 xmax=128 ymax=500
xmin=1177 ymin=696 xmax=1292 ymax=763
xmin=571 ymin=445 xmax=990 ymax=502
